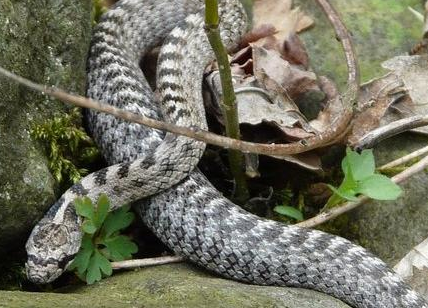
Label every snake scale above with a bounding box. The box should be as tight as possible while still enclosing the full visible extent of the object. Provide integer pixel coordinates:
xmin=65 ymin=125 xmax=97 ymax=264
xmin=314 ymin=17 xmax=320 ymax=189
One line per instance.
xmin=25 ymin=0 xmax=427 ymax=307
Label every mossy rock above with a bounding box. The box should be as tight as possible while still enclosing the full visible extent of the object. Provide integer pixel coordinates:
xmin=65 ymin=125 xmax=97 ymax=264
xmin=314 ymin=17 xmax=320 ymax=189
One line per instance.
xmin=0 ymin=0 xmax=91 ymax=255
xmin=297 ymin=0 xmax=423 ymax=88
xmin=0 ymin=263 xmax=351 ymax=308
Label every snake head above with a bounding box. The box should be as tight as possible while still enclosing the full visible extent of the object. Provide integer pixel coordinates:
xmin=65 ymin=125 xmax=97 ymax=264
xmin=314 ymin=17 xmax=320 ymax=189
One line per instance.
xmin=25 ymin=218 xmax=82 ymax=284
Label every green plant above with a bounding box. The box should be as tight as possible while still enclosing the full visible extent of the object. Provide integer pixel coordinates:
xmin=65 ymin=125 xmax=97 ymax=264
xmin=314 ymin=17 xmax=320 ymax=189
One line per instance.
xmin=326 ymin=148 xmax=402 ymax=207
xmin=274 ymin=204 xmax=304 ymax=221
xmin=92 ymin=0 xmax=109 ymax=25
xmin=68 ymin=195 xmax=138 ymax=284
xmin=31 ymin=108 xmax=99 ymax=185
xmin=273 ymin=189 xmax=304 ymax=221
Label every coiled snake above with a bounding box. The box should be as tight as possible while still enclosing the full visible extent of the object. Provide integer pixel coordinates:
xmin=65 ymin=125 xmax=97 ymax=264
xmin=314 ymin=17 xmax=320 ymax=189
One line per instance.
xmin=25 ymin=0 xmax=428 ymax=307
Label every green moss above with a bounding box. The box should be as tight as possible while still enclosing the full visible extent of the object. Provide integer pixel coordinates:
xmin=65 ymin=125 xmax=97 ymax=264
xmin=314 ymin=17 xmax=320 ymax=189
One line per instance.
xmin=30 ymin=108 xmax=100 ymax=187
xmin=0 ymin=264 xmax=350 ymax=307
xmin=52 ymin=264 xmax=348 ymax=308
xmin=92 ymin=0 xmax=108 ymax=25
xmin=297 ymin=0 xmax=423 ymax=88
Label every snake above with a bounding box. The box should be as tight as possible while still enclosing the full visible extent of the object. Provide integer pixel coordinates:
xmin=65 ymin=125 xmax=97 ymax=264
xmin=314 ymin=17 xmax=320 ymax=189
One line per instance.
xmin=24 ymin=0 xmax=428 ymax=307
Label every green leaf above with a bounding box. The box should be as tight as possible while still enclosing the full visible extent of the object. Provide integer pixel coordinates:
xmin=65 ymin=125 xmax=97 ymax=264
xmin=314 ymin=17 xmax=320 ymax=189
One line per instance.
xmin=81 ymin=234 xmax=94 ymax=250
xmin=95 ymin=250 xmax=112 ymax=276
xmin=70 ymin=247 xmax=93 ymax=274
xmin=274 ymin=205 xmax=304 ymax=221
xmin=86 ymin=250 xmax=103 ymax=284
xmin=356 ymin=174 xmax=402 ymax=200
xmin=340 ymin=157 xmax=357 ymax=189
xmin=68 ymin=235 xmax=94 ymax=274
xmin=71 ymin=195 xmax=138 ymax=284
xmin=82 ymin=220 xmax=97 ymax=234
xmin=101 ymin=204 xmax=134 ymax=238
xmin=74 ymin=197 xmax=94 ymax=220
xmin=93 ymin=194 xmax=110 ymax=228
xmin=345 ymin=148 xmax=375 ymax=181
xmin=103 ymin=235 xmax=138 ymax=261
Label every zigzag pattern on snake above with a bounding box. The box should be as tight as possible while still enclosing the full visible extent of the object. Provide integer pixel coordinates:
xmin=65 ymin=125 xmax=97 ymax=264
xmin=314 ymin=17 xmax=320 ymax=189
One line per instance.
xmin=25 ymin=0 xmax=427 ymax=307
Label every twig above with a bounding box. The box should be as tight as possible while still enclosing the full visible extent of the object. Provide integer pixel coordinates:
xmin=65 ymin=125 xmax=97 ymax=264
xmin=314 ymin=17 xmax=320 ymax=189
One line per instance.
xmin=296 ymin=154 xmax=428 ymax=228
xmin=111 ymin=255 xmax=184 ymax=270
xmin=314 ymin=0 xmax=359 ymax=88
xmin=0 ymin=65 xmax=350 ymax=157
xmin=303 ymin=0 xmax=361 ymax=150
xmin=378 ymin=144 xmax=428 ymax=170
xmin=310 ymin=0 xmax=360 ymax=146
xmin=355 ymin=114 xmax=428 ymax=150
xmin=205 ymin=0 xmax=249 ymax=202
xmin=0 ymin=1 xmax=360 ymax=158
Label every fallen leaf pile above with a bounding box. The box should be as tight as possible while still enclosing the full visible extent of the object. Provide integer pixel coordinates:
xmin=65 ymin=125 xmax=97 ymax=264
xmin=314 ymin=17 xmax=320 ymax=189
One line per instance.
xmin=205 ymin=0 xmax=341 ymax=174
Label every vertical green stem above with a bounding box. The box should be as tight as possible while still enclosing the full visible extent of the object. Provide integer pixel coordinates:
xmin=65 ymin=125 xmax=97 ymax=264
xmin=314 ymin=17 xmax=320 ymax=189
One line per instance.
xmin=204 ymin=0 xmax=249 ymax=203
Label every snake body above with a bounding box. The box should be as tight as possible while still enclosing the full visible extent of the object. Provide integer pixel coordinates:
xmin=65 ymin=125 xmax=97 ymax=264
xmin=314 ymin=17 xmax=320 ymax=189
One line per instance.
xmin=25 ymin=0 xmax=427 ymax=307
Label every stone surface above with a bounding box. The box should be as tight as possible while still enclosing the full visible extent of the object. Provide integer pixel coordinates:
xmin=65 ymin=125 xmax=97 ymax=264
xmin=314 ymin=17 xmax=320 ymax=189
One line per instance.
xmin=0 ymin=0 xmax=91 ymax=254
xmin=0 ymin=263 xmax=351 ymax=308
xmin=291 ymin=0 xmax=428 ymax=270
xmin=296 ymin=0 xmax=423 ymax=88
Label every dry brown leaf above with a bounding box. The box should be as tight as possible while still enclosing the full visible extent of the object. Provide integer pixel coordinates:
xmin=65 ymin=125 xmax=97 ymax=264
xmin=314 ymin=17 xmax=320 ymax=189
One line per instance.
xmin=252 ymin=0 xmax=313 ymax=65
xmin=282 ymin=33 xmax=309 ymax=67
xmin=347 ymin=55 xmax=428 ymax=147
xmin=380 ymin=55 xmax=428 ymax=136
xmin=234 ymin=84 xmax=321 ymax=171
xmin=382 ymin=55 xmax=428 ymax=115
xmin=346 ymin=73 xmax=406 ymax=145
xmin=252 ymin=46 xmax=318 ymax=100
xmin=239 ymin=25 xmax=277 ymax=49
xmin=253 ymin=0 xmax=314 ymax=40
xmin=204 ymin=70 xmax=321 ymax=171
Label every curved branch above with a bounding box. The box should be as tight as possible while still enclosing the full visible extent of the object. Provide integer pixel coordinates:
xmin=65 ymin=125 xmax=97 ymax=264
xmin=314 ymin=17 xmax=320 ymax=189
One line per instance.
xmin=355 ymin=115 xmax=428 ymax=150
xmin=0 ymin=65 xmax=349 ymax=157
xmin=0 ymin=0 xmax=359 ymax=157
xmin=314 ymin=0 xmax=359 ymax=88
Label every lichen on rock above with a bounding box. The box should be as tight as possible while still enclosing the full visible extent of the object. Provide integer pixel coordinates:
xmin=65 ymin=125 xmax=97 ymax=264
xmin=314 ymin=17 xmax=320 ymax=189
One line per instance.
xmin=0 ymin=0 xmax=92 ymax=255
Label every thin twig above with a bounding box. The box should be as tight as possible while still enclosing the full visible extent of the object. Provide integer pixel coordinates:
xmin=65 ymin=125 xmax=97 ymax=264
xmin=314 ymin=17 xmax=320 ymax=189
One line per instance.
xmin=296 ymin=154 xmax=428 ymax=228
xmin=111 ymin=256 xmax=184 ymax=270
xmin=0 ymin=1 xmax=359 ymax=158
xmin=378 ymin=144 xmax=428 ymax=170
xmin=355 ymin=114 xmax=428 ymax=150
xmin=0 ymin=65 xmax=349 ymax=157
xmin=314 ymin=0 xmax=359 ymax=88
xmin=307 ymin=0 xmax=361 ymax=148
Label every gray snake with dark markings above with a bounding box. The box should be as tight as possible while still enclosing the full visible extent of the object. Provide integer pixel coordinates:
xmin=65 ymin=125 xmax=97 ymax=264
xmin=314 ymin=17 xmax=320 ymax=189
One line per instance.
xmin=25 ymin=0 xmax=428 ymax=307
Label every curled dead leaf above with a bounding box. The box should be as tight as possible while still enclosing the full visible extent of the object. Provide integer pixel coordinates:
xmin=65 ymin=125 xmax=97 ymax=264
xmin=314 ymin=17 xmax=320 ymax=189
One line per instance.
xmin=252 ymin=46 xmax=318 ymax=100
xmin=349 ymin=55 xmax=428 ymax=147
xmin=253 ymin=0 xmax=314 ymax=40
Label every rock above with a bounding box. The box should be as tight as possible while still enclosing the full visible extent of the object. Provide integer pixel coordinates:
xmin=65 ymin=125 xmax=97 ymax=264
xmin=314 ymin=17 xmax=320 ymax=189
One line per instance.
xmin=296 ymin=0 xmax=423 ymax=87
xmin=0 ymin=263 xmax=351 ymax=308
xmin=291 ymin=0 xmax=428 ymax=271
xmin=329 ymin=134 xmax=428 ymax=266
xmin=0 ymin=0 xmax=92 ymax=254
